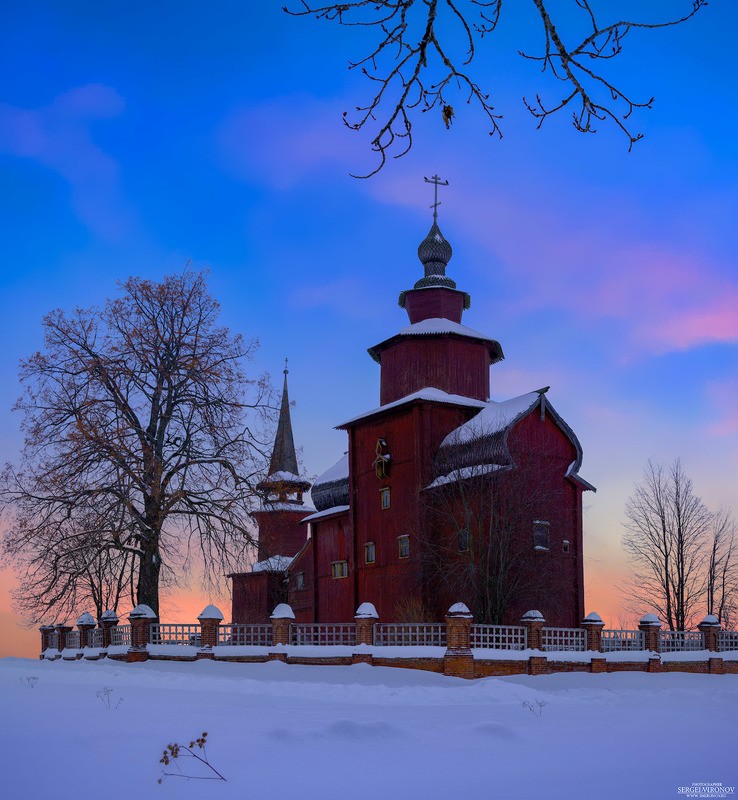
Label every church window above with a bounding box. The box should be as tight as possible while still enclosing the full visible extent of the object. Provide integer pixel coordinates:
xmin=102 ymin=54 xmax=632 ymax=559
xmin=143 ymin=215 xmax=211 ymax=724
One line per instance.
xmin=295 ymin=571 xmax=305 ymax=590
xmin=365 ymin=542 xmax=376 ymax=564
xmin=331 ymin=561 xmax=348 ymax=579
xmin=458 ymin=529 xmax=470 ymax=552
xmin=562 ymin=539 xmax=570 ymax=553
xmin=380 ymin=487 xmax=391 ymax=509
xmin=533 ymin=520 xmax=550 ymax=551
xmin=398 ymin=534 xmax=410 ymax=559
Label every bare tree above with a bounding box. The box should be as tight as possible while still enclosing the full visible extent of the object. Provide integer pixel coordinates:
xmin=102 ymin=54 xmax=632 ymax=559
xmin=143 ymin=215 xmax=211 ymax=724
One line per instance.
xmin=420 ymin=417 xmax=571 ymax=624
xmin=1 ymin=270 xmax=273 ymax=621
xmin=706 ymin=508 xmax=738 ymax=628
xmin=285 ymin=0 xmax=706 ymax=176
xmin=622 ymin=459 xmax=711 ymax=631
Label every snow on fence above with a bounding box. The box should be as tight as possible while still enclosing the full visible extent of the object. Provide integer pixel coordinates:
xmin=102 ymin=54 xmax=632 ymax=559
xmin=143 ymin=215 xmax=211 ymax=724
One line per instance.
xmin=601 ymin=630 xmax=645 ymax=652
xmin=470 ymin=624 xmax=527 ymax=650
xmin=373 ymin=623 xmax=447 ymax=647
xmin=219 ymin=624 xmax=272 ymax=646
xmin=659 ymin=631 xmax=704 ymax=652
xmin=65 ymin=631 xmax=80 ymax=649
xmin=111 ymin=625 xmax=131 ymax=646
xmin=718 ymin=631 xmax=738 ymax=651
xmin=150 ymin=624 xmax=201 ymax=646
xmin=87 ymin=628 xmax=104 ymax=648
xmin=541 ymin=627 xmax=586 ymax=652
xmin=290 ymin=623 xmax=357 ymax=646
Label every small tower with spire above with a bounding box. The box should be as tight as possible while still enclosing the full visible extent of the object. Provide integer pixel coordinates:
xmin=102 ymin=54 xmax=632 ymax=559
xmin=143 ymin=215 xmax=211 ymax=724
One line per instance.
xmin=253 ymin=362 xmax=312 ymax=561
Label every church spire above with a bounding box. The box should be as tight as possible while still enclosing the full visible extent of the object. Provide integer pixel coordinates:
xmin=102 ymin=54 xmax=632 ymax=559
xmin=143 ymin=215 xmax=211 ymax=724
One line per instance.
xmin=258 ymin=360 xmax=310 ymax=502
xmin=268 ymin=360 xmax=299 ymax=478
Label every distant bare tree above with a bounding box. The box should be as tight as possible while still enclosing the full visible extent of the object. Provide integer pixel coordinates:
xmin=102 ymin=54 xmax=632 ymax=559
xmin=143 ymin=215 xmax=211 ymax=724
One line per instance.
xmin=706 ymin=508 xmax=738 ymax=628
xmin=1 ymin=270 xmax=273 ymax=622
xmin=622 ymin=459 xmax=711 ymax=631
xmin=285 ymin=0 xmax=706 ymax=176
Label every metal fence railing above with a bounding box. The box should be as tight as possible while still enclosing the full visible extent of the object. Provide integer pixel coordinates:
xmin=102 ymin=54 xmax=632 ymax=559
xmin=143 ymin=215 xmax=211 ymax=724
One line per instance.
xmin=600 ymin=630 xmax=645 ymax=652
xmin=290 ymin=623 xmax=357 ymax=646
xmin=86 ymin=628 xmax=104 ymax=648
xmin=111 ymin=625 xmax=131 ymax=646
xmin=218 ymin=624 xmax=272 ymax=646
xmin=659 ymin=631 xmax=704 ymax=652
xmin=541 ymin=627 xmax=586 ymax=652
xmin=47 ymin=631 xmax=60 ymax=650
xmin=470 ymin=624 xmax=527 ymax=650
xmin=150 ymin=624 xmax=201 ymax=646
xmin=373 ymin=623 xmax=447 ymax=647
xmin=718 ymin=631 xmax=738 ymax=651
xmin=65 ymin=631 xmax=80 ymax=649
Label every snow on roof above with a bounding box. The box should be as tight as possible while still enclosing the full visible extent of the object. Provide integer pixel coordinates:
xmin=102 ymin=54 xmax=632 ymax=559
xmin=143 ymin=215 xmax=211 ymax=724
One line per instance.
xmin=301 ymin=505 xmax=350 ymax=523
xmin=257 ymin=500 xmax=316 ymax=514
xmin=252 ymin=555 xmax=293 ymax=573
xmin=198 ymin=604 xmax=224 ymax=620
xmin=339 ymin=388 xmax=486 ymax=428
xmin=100 ymin=610 xmax=118 ymax=621
xmin=639 ymin=613 xmax=661 ymax=626
xmin=426 ymin=463 xmax=504 ymax=490
xmin=314 ymin=453 xmax=349 ymax=486
xmin=76 ymin=612 xmax=96 ymax=626
xmin=440 ymin=392 xmax=540 ymax=447
xmin=265 ymin=470 xmax=306 ymax=484
xmin=395 ymin=317 xmax=498 ymax=342
xmin=270 ymin=603 xmax=295 ymax=620
xmin=583 ymin=612 xmax=604 ymax=624
xmin=700 ymin=614 xmax=720 ymax=626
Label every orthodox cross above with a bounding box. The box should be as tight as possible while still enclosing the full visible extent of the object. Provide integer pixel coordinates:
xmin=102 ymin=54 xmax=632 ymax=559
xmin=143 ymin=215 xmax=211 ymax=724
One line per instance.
xmin=284 ymin=357 xmax=289 ymax=375
xmin=424 ymin=174 xmax=449 ymax=222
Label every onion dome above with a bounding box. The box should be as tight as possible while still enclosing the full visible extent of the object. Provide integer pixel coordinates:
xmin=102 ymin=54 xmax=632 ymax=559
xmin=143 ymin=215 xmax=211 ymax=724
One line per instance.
xmin=414 ymin=222 xmax=456 ymax=289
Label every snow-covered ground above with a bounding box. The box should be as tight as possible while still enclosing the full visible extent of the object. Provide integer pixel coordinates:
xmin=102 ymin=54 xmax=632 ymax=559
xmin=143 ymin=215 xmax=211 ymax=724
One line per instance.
xmin=1 ymin=657 xmax=736 ymax=799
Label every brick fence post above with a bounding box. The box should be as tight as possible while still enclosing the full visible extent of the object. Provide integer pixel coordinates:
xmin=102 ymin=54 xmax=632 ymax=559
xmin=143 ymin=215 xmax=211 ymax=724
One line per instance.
xmin=521 ymin=610 xmax=546 ymax=651
xmin=39 ymin=625 xmax=54 ymax=657
xmin=77 ymin=612 xmax=96 ymax=650
xmin=697 ymin=614 xmax=720 ymax=652
xmin=639 ymin=613 xmax=661 ymax=653
xmin=444 ymin=603 xmax=474 ymax=679
xmin=581 ymin=612 xmax=605 ymax=652
xmin=56 ymin=624 xmax=72 ymax=653
xmin=354 ymin=602 xmax=378 ymax=646
xmin=100 ymin=610 xmax=119 ymax=648
xmin=198 ymin=605 xmax=224 ymax=657
xmin=270 ymin=603 xmax=295 ymax=652
xmin=128 ymin=604 xmax=157 ymax=662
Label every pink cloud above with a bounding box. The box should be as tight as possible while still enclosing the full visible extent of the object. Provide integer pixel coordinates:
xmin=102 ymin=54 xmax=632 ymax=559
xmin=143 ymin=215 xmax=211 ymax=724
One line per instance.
xmin=0 ymin=85 xmax=132 ymax=240
xmin=374 ymin=172 xmax=738 ymax=356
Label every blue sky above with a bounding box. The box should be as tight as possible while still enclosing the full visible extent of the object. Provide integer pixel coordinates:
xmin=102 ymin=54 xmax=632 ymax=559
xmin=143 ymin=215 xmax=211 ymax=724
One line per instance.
xmin=1 ymin=2 xmax=737 ymax=649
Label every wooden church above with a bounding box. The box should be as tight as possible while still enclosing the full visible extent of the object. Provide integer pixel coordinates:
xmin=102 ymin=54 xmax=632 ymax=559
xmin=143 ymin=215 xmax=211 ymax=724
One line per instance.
xmin=231 ymin=185 xmax=594 ymax=627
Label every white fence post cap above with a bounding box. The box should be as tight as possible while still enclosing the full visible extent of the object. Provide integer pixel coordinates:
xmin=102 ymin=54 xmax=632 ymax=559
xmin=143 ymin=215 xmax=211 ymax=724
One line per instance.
xmin=129 ymin=604 xmax=157 ymax=619
xmin=270 ymin=603 xmax=296 ymax=620
xmin=583 ymin=612 xmax=604 ymax=625
xmin=521 ymin=610 xmax=545 ymax=622
xmin=355 ymin=602 xmax=379 ymax=619
xmin=76 ymin=612 xmax=96 ymax=626
xmin=699 ymin=614 xmax=720 ymax=627
xmin=100 ymin=610 xmax=119 ymax=622
xmin=198 ymin=604 xmax=224 ymax=621
xmin=447 ymin=602 xmax=473 ymax=618
xmin=639 ymin=613 xmax=661 ymax=627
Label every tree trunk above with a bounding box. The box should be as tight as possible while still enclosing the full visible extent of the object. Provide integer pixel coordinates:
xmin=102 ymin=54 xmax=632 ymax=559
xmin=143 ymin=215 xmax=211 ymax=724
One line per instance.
xmin=136 ymin=547 xmax=161 ymax=616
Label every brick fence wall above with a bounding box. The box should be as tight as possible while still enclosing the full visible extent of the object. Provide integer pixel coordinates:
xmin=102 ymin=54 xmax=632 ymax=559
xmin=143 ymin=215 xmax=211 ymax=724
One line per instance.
xmin=39 ymin=604 xmax=738 ymax=680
